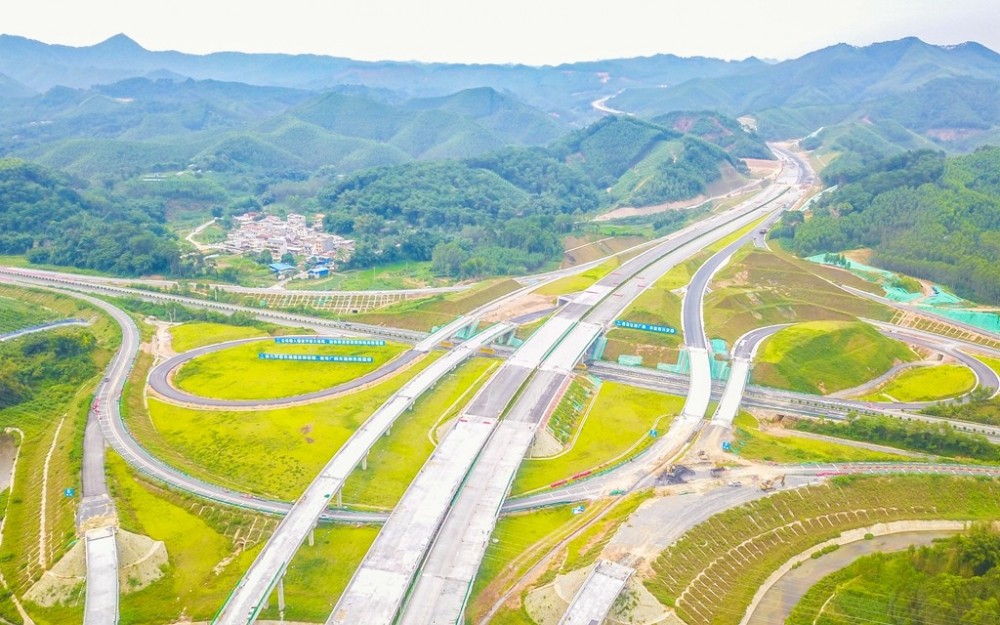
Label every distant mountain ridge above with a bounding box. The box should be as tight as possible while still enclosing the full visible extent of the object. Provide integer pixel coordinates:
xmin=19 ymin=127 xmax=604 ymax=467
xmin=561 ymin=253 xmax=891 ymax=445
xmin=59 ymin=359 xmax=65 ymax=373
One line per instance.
xmin=607 ymin=37 xmax=1000 ymax=148
xmin=0 ymin=33 xmax=762 ymax=117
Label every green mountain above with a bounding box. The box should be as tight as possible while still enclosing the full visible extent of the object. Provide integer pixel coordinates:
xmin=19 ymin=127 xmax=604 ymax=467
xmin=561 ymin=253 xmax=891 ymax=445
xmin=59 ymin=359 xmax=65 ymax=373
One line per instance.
xmin=651 ymin=111 xmax=773 ymax=159
xmin=0 ymin=80 xmax=571 ymax=179
xmin=551 ymin=116 xmax=749 ymax=205
xmin=776 ymin=147 xmax=1000 ymax=303
xmin=0 ymin=158 xmax=180 ymax=275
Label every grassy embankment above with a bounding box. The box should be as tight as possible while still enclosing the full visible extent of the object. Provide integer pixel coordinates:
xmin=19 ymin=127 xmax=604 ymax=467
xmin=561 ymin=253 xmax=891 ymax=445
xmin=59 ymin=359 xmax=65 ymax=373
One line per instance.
xmin=860 ymin=363 xmax=976 ymax=402
xmin=0 ymin=294 xmax=59 ymax=333
xmin=731 ymin=413 xmax=910 ymax=464
xmin=703 ymin=246 xmax=893 ymax=344
xmin=511 ymin=383 xmax=683 ymax=495
xmin=752 ymin=320 xmax=916 ymax=395
xmin=644 ymin=475 xmax=1000 ymax=625
xmin=172 ymin=339 xmax=408 ymax=400
xmin=142 ymin=353 xmax=441 ymax=500
xmin=0 ymin=285 xmax=118 ymax=624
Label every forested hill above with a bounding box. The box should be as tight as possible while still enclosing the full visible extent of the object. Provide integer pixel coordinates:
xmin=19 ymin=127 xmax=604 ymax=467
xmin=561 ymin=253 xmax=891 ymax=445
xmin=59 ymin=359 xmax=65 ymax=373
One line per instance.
xmin=319 ymin=116 xmax=747 ymax=277
xmin=0 ymin=158 xmax=180 ymax=275
xmin=777 ymin=147 xmax=1000 ymax=303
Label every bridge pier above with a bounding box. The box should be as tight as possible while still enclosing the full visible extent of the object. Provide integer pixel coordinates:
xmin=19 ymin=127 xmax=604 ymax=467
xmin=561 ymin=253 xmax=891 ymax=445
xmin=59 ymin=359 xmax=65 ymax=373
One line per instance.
xmin=361 ymin=452 xmax=368 ymax=471
xmin=336 ymin=488 xmax=342 ymax=507
xmin=308 ymin=526 xmax=315 ymax=547
xmin=278 ymin=575 xmax=286 ymax=618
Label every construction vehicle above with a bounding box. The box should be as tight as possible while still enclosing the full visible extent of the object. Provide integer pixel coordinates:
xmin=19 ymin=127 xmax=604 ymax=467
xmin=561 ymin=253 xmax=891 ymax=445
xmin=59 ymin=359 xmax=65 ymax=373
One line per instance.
xmin=759 ymin=474 xmax=786 ymax=492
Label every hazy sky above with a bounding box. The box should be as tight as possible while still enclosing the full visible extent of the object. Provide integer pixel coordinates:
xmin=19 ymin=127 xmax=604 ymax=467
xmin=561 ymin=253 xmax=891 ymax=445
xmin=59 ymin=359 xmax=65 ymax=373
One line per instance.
xmin=4 ymin=0 xmax=999 ymax=64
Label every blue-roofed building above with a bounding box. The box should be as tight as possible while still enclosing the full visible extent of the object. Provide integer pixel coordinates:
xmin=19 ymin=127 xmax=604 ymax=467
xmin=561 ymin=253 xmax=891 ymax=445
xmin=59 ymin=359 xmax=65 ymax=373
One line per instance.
xmin=268 ymin=262 xmax=297 ymax=278
xmin=308 ymin=265 xmax=330 ymax=279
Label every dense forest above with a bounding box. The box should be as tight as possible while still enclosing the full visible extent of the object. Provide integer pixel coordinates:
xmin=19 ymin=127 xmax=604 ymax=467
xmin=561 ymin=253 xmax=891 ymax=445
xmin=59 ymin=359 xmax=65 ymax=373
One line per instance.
xmin=0 ymin=159 xmax=182 ymax=275
xmin=788 ymin=526 xmax=1000 ymax=625
xmin=775 ymin=147 xmax=1000 ymax=303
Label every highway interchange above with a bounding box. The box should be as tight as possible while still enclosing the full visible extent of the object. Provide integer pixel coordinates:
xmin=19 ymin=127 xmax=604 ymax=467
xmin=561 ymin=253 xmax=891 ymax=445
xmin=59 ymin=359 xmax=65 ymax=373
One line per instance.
xmin=3 ymin=142 xmax=1000 ymax=625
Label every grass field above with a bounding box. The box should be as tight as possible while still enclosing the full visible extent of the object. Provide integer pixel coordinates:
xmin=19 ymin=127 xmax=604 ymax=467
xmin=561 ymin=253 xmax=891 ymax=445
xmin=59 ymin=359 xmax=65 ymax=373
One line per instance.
xmin=173 ymin=339 xmax=408 ymax=400
xmin=731 ymin=413 xmax=909 ymax=464
xmin=752 ymin=320 xmax=916 ymax=395
xmin=704 ymin=248 xmax=893 ymax=343
xmin=256 ymin=523 xmax=380 ymax=622
xmin=146 ymin=353 xmax=440 ymax=499
xmin=168 ymin=321 xmax=270 ymax=353
xmin=644 ymin=475 xmax=1000 ymax=625
xmin=339 ymin=357 xmax=498 ymax=509
xmin=511 ymin=383 xmax=683 ymax=495
xmin=861 ymin=364 xmax=977 ymax=402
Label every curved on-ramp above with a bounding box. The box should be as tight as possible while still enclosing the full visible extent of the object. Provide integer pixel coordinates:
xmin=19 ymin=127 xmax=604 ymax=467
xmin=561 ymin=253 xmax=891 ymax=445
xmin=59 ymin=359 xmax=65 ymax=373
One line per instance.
xmin=148 ymin=336 xmax=424 ymax=408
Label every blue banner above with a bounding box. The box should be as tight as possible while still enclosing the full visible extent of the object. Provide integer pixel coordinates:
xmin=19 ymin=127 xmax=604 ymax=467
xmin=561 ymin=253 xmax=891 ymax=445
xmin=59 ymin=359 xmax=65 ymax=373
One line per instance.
xmin=275 ymin=337 xmax=385 ymax=346
xmin=258 ymin=353 xmax=374 ymax=363
xmin=614 ymin=320 xmax=677 ymax=335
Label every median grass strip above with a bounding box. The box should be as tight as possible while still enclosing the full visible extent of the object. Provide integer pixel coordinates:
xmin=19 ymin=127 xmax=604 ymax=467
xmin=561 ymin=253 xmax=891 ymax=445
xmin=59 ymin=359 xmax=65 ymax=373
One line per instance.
xmin=257 ymin=523 xmax=380 ymax=623
xmin=731 ymin=413 xmax=909 ymax=464
xmin=339 ymin=357 xmax=498 ymax=509
xmin=644 ymin=475 xmax=1000 ymax=625
xmin=172 ymin=339 xmax=408 ymax=400
xmin=147 ymin=353 xmax=440 ymax=499
xmin=534 ymin=258 xmax=620 ymax=297
xmin=511 ymin=382 xmax=683 ymax=495
xmin=168 ymin=321 xmax=269 ymax=352
xmin=752 ymin=320 xmax=916 ymax=395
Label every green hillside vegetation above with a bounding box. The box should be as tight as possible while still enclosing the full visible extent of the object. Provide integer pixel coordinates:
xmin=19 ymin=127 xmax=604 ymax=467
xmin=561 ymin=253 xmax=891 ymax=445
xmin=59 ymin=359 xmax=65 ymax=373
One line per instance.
xmin=703 ymin=248 xmax=892 ymax=343
xmin=551 ymin=116 xmax=747 ymax=206
xmin=752 ymin=321 xmax=916 ymax=394
xmin=799 ymin=120 xmax=939 ymax=179
xmin=321 ymin=160 xmax=565 ymax=277
xmin=777 ymin=147 xmax=1000 ymax=303
xmin=652 ymin=110 xmax=774 ymax=159
xmin=644 ymin=475 xmax=1000 ymax=625
xmin=0 ymin=158 xmax=182 ymax=275
xmin=788 ymin=527 xmax=1000 ymax=625
xmin=793 ymin=414 xmax=1000 ymax=462
xmin=319 ymin=117 xmax=744 ymax=278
